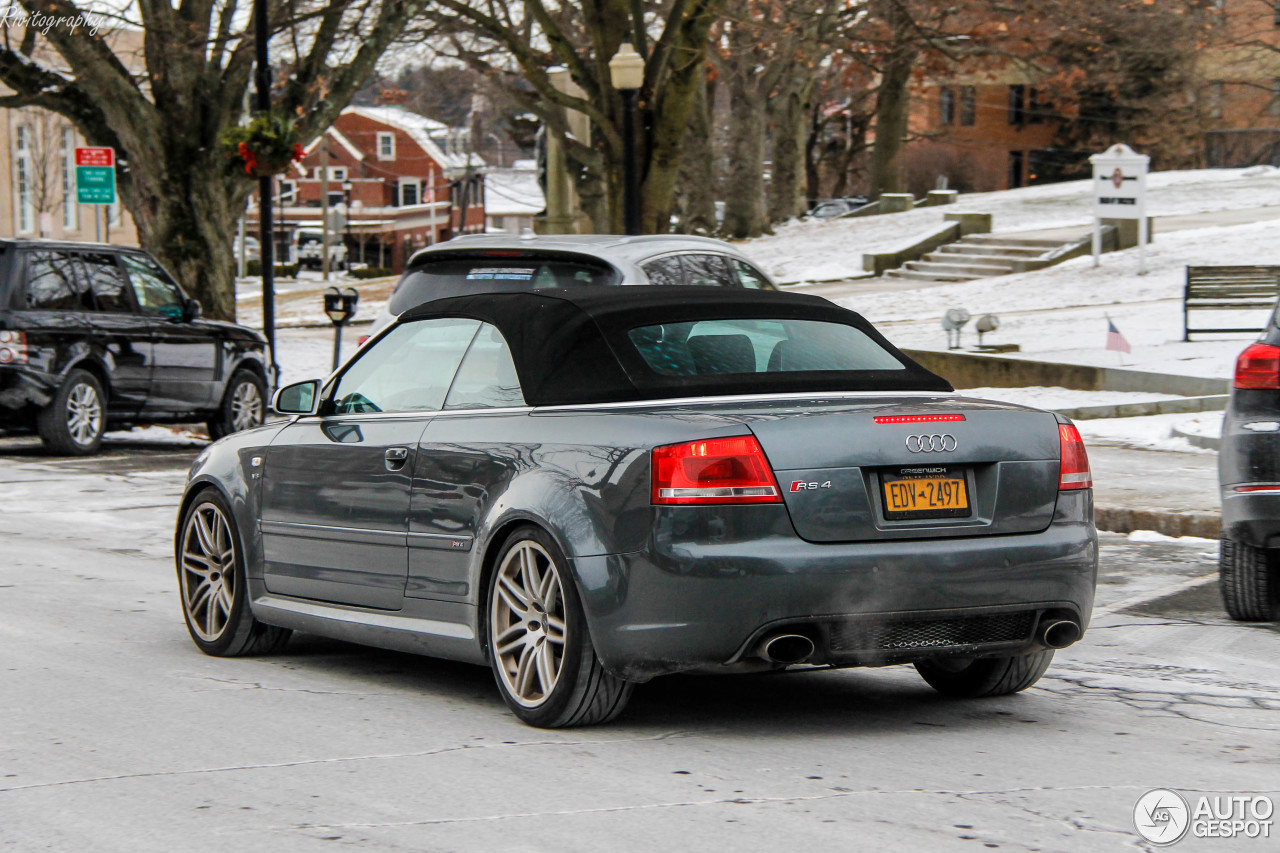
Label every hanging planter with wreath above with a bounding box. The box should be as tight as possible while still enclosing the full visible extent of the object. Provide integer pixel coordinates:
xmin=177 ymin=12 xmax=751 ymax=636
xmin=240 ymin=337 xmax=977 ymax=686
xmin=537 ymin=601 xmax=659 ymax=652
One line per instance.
xmin=222 ymin=112 xmax=305 ymax=178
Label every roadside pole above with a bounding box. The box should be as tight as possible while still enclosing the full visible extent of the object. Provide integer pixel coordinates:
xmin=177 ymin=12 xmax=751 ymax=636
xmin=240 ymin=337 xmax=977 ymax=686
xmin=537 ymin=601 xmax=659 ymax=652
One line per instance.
xmin=321 ymin=137 xmax=331 ymax=281
xmin=254 ymin=0 xmax=279 ymax=388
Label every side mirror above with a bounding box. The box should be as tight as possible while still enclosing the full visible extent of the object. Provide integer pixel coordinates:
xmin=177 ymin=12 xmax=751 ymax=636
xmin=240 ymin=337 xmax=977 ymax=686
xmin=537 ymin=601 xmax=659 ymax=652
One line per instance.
xmin=272 ymin=380 xmax=320 ymax=416
xmin=182 ymin=297 xmax=202 ymax=322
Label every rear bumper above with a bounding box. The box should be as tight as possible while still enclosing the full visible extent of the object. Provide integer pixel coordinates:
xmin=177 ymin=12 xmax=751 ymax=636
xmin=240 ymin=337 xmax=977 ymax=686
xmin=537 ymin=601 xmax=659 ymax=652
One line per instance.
xmin=0 ymin=365 xmax=52 ymax=423
xmin=572 ymin=491 xmax=1097 ymax=681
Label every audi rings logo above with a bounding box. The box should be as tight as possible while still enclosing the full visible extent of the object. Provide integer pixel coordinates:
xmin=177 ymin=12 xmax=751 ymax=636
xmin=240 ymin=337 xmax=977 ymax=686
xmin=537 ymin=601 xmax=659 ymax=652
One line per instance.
xmin=905 ymin=433 xmax=957 ymax=453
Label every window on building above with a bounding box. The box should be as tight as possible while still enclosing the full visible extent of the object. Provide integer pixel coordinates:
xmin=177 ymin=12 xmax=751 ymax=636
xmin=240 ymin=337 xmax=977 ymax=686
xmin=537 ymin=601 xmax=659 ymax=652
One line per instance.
xmin=377 ymin=132 xmax=395 ymax=160
xmin=14 ymin=125 xmax=34 ymax=234
xmin=1271 ymin=78 xmax=1280 ymax=117
xmin=1028 ymin=88 xmax=1046 ymax=124
xmin=1209 ymin=81 xmax=1225 ymax=119
xmin=400 ymin=180 xmax=420 ymax=206
xmin=61 ymin=128 xmax=78 ymax=231
xmin=940 ymin=87 xmax=956 ymax=125
xmin=1008 ymin=85 xmax=1026 ymax=126
xmin=960 ymin=86 xmax=976 ymax=126
xmin=331 ymin=167 xmax=347 ymax=182
xmin=280 ymin=180 xmax=297 ymax=205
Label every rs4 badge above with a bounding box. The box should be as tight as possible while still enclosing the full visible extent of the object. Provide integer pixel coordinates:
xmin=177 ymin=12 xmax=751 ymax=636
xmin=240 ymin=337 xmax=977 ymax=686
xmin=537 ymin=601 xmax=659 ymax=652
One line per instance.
xmin=790 ymin=480 xmax=833 ymax=492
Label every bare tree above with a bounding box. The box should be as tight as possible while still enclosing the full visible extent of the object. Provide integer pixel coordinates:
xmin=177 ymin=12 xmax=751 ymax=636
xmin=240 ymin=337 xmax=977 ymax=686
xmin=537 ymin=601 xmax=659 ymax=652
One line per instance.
xmin=0 ymin=0 xmax=430 ymax=321
xmin=424 ymin=0 xmax=724 ymax=234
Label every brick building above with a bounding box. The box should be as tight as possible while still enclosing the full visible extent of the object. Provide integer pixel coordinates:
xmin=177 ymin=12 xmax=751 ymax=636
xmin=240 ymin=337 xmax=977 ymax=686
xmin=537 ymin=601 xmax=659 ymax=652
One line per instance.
xmin=905 ymin=1 xmax=1280 ymax=192
xmin=249 ymin=104 xmax=485 ymax=272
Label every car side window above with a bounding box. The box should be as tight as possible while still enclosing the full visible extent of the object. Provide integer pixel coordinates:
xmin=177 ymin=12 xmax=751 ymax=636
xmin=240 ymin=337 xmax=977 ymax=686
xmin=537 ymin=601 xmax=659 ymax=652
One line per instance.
xmin=444 ymin=323 xmax=524 ymax=410
xmin=641 ymin=256 xmax=685 ymax=286
xmin=680 ymin=254 xmax=736 ymax=287
xmin=332 ymin=318 xmax=480 ymax=414
xmin=23 ymin=250 xmax=89 ymax=311
xmin=121 ymin=254 xmax=186 ymax=318
xmin=79 ymin=252 xmax=133 ymax=312
xmin=732 ymin=260 xmax=773 ymax=290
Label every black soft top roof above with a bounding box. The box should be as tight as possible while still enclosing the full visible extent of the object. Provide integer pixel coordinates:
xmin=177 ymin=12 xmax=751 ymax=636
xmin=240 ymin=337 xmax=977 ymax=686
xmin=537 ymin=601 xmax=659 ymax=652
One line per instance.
xmin=398 ymin=287 xmax=952 ymax=405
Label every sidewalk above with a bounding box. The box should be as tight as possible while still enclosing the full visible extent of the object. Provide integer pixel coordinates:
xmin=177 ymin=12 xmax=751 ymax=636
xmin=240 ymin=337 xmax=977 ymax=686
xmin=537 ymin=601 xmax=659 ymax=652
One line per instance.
xmin=1089 ymin=443 xmax=1220 ymax=539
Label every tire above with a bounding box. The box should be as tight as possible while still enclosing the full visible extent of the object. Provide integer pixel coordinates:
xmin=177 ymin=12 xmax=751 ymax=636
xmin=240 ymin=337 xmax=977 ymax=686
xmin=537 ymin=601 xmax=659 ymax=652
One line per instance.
xmin=176 ymin=489 xmax=291 ymax=656
xmin=1220 ymin=537 xmax=1278 ymax=621
xmin=486 ymin=526 xmax=633 ymax=727
xmin=207 ymin=369 xmax=266 ymax=440
xmin=914 ymin=650 xmax=1055 ymax=698
xmin=37 ymin=368 xmax=106 ymax=456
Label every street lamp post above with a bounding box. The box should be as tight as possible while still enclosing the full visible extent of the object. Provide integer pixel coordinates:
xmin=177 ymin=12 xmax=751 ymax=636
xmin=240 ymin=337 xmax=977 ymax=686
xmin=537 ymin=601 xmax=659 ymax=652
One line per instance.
xmin=341 ymin=181 xmax=353 ymax=271
xmin=609 ymin=43 xmax=644 ymax=236
xmin=253 ymin=0 xmax=278 ymax=387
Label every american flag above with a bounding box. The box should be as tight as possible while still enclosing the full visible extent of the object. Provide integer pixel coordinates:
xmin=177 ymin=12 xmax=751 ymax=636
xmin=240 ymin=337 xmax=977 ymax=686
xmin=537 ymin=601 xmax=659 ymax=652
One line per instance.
xmin=1105 ymin=318 xmax=1131 ymax=354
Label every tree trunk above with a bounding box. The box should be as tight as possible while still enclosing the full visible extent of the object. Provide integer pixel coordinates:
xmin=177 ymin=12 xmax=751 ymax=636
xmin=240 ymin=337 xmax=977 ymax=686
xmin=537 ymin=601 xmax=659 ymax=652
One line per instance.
xmin=673 ymin=68 xmax=717 ymax=235
xmin=768 ymin=79 xmax=813 ymax=223
xmin=868 ymin=4 xmax=917 ymax=197
xmin=722 ymin=78 xmax=768 ymax=239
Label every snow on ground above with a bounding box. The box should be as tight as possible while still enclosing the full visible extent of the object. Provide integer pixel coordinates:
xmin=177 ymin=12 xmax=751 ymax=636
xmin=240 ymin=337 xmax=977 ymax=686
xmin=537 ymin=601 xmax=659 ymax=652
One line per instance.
xmin=957 ymin=386 xmax=1184 ymax=409
xmin=836 ymin=218 xmax=1280 ymax=377
xmin=1076 ymin=411 xmax=1219 ymax=454
xmin=742 ymin=166 xmax=1280 ymax=283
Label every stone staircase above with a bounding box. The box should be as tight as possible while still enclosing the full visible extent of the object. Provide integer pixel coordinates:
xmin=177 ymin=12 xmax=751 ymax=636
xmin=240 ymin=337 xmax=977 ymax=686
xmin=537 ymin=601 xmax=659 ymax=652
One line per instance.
xmin=886 ymin=234 xmax=1068 ymax=282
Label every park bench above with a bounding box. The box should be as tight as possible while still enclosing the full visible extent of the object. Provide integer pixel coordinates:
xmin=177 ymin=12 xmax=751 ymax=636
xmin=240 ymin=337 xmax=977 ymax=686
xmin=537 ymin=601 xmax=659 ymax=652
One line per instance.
xmin=1183 ymin=265 xmax=1280 ymax=341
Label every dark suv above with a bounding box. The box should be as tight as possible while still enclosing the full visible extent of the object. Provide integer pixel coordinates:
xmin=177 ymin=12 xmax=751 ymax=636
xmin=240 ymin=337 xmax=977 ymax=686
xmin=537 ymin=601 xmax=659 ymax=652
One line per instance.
xmin=1219 ymin=320 xmax=1280 ymax=621
xmin=0 ymin=240 xmax=268 ymax=455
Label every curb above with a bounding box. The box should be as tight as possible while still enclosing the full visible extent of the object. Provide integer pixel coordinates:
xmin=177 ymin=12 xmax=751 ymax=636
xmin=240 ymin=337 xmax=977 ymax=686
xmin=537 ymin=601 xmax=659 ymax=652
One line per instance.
xmin=1172 ymin=423 xmax=1221 ymax=451
xmin=1095 ymin=505 xmax=1220 ymax=539
xmin=1055 ymin=395 xmax=1228 ymax=421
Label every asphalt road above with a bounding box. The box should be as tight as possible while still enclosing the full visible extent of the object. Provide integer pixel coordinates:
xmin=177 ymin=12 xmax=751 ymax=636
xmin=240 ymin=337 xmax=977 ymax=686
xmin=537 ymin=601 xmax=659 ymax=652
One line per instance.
xmin=2 ymin=443 xmax=1278 ymax=851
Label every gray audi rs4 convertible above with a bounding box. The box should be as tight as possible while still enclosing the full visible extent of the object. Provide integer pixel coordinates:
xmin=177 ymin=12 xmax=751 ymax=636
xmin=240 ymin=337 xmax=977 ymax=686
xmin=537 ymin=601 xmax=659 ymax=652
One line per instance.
xmin=175 ymin=287 xmax=1097 ymax=727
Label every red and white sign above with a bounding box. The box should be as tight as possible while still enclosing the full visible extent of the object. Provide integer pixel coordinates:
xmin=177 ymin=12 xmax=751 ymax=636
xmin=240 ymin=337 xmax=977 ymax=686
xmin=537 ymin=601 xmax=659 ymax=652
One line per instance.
xmin=74 ymin=147 xmax=115 ymax=167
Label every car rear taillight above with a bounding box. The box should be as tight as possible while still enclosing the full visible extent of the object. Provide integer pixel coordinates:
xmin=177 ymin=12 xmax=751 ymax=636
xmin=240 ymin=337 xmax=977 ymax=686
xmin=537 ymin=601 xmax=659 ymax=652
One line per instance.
xmin=652 ymin=435 xmax=782 ymax=505
xmin=1234 ymin=343 xmax=1280 ymax=390
xmin=1058 ymin=423 xmax=1091 ymax=490
xmin=0 ymin=331 xmax=27 ymax=365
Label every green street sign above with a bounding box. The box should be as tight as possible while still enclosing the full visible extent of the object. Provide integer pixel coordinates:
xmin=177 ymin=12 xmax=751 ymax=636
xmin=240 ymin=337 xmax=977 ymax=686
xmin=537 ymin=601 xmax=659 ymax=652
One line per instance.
xmin=76 ymin=165 xmax=116 ymax=204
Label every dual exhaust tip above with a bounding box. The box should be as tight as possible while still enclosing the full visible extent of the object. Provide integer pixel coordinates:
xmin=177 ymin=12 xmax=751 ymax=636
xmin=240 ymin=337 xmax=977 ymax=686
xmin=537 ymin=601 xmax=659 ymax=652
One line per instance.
xmin=753 ymin=618 xmax=1081 ymax=664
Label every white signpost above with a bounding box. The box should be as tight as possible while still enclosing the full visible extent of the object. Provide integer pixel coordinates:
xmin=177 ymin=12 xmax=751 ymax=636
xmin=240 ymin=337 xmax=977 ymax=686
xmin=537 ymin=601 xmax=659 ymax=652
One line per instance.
xmin=1089 ymin=143 xmax=1150 ymax=272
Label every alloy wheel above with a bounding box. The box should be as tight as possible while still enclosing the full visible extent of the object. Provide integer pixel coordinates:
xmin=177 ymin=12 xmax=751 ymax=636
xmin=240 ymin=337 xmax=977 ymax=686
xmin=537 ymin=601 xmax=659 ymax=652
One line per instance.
xmin=66 ymin=382 xmax=102 ymax=447
xmin=229 ymin=381 xmax=263 ymax=432
xmin=179 ymin=502 xmax=237 ymax=642
xmin=490 ymin=541 xmax=567 ymax=707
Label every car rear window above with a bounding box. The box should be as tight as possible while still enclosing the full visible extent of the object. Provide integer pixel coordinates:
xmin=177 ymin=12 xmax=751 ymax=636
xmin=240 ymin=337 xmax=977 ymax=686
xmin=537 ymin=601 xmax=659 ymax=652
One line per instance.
xmin=388 ymin=255 xmax=620 ymax=314
xmin=628 ymin=318 xmax=905 ymax=377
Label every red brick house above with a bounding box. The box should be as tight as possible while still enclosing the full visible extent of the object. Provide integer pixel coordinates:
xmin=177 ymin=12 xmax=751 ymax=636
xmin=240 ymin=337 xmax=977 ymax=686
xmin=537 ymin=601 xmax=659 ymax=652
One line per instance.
xmin=249 ymin=104 xmax=485 ymax=272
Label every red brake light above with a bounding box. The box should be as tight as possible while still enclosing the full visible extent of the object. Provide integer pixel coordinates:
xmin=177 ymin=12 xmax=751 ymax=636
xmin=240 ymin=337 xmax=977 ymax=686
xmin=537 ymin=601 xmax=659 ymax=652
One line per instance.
xmin=357 ymin=335 xmax=370 ymax=346
xmin=480 ymin=250 xmax=524 ymax=258
xmin=874 ymin=414 xmax=966 ymax=424
xmin=1234 ymin=343 xmax=1280 ymax=390
xmin=1058 ymin=423 xmax=1091 ymax=490
xmin=0 ymin=330 xmax=27 ymax=365
xmin=652 ymin=435 xmax=782 ymax=505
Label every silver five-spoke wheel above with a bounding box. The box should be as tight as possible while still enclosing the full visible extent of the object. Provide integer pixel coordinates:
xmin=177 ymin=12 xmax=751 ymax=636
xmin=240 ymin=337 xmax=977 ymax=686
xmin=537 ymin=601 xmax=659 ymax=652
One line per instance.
xmin=179 ymin=502 xmax=236 ymax=642
xmin=229 ymin=380 xmax=263 ymax=432
xmin=65 ymin=382 xmax=103 ymax=447
xmin=490 ymin=540 xmax=567 ymax=707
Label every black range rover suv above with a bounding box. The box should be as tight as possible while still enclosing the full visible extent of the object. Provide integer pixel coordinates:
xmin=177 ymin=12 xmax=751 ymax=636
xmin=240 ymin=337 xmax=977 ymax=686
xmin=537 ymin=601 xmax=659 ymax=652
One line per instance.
xmin=0 ymin=240 xmax=268 ymax=455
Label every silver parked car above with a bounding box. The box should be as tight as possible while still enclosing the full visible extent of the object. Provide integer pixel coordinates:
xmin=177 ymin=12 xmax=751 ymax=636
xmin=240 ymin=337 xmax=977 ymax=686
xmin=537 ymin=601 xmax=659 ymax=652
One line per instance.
xmin=365 ymin=234 xmax=777 ymax=339
xmin=176 ymin=287 xmax=1097 ymax=728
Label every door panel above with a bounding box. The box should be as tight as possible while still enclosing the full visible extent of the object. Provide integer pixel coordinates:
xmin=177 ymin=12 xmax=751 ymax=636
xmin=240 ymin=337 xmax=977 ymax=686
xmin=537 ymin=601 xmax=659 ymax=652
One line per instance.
xmin=261 ymin=416 xmax=431 ymax=610
xmin=74 ymin=251 xmax=152 ymax=414
xmin=120 ymin=253 xmax=218 ymax=409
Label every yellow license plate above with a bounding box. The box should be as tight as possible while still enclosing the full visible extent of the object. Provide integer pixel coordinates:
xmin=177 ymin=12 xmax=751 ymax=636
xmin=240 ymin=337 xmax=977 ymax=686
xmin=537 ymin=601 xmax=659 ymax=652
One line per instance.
xmin=882 ymin=473 xmax=970 ymax=519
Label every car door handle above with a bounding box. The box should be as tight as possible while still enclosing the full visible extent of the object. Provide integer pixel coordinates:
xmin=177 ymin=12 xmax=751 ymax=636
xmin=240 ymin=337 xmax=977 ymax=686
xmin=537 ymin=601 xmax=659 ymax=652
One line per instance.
xmin=384 ymin=447 xmax=410 ymax=470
